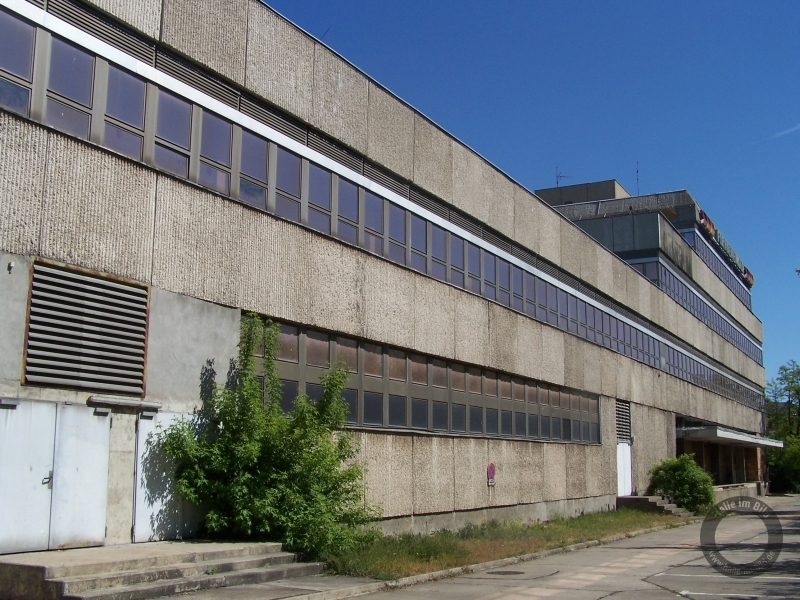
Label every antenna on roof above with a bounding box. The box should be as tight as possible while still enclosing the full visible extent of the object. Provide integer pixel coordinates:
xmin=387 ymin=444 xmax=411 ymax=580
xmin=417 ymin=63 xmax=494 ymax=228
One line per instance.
xmin=556 ymin=167 xmax=570 ymax=187
xmin=636 ymin=161 xmax=640 ymax=196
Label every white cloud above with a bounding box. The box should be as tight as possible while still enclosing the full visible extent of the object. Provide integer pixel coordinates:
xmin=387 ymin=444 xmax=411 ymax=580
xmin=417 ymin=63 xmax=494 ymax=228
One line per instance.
xmin=771 ymin=123 xmax=800 ymax=138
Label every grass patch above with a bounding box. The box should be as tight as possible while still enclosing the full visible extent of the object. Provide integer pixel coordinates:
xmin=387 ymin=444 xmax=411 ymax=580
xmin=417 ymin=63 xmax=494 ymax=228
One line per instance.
xmin=326 ymin=509 xmax=692 ymax=580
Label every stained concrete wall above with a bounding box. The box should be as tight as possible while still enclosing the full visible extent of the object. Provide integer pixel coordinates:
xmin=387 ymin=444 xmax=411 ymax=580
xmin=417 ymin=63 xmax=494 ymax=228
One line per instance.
xmin=0 ymin=252 xmax=30 ymax=397
xmin=629 ymin=403 xmax=676 ymax=495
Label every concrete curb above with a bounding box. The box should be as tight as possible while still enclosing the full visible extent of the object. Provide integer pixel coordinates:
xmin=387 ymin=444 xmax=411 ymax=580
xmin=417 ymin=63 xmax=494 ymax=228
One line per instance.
xmin=287 ymin=517 xmax=704 ymax=600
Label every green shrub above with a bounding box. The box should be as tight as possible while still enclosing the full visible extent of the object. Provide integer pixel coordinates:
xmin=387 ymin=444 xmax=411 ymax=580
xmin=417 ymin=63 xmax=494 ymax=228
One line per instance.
xmin=646 ymin=453 xmax=715 ymax=514
xmin=765 ymin=434 xmax=800 ymax=493
xmin=158 ymin=315 xmax=379 ymax=559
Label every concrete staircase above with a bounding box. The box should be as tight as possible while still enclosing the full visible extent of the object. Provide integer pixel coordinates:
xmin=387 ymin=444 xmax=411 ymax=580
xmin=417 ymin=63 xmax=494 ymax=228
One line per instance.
xmin=616 ymin=495 xmax=693 ymax=517
xmin=0 ymin=542 xmax=324 ymax=600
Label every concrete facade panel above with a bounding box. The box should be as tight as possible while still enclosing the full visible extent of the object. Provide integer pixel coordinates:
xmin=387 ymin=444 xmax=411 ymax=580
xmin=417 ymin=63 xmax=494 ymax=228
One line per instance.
xmin=83 ymin=0 xmax=162 ymax=38
xmin=453 ymin=437 xmax=489 ymax=511
xmin=582 ymin=342 xmax=602 ymax=396
xmin=600 ymin=351 xmax=618 ymax=398
xmin=630 ymin=403 xmax=675 ymax=495
xmin=513 ymin=187 xmax=540 ymax=256
xmin=483 ymin=166 xmax=516 ymax=240
xmin=454 ymin=293 xmax=490 ymax=367
xmin=412 ymin=436 xmax=454 ymax=514
xmin=0 ymin=253 xmax=30 ymax=395
xmin=414 ymin=116 xmax=453 ymax=204
xmin=312 ymin=44 xmax=369 ymax=154
xmin=565 ymin=443 xmax=587 ymax=499
xmin=451 ymin=143 xmax=486 ymax=223
xmin=578 ymin=233 xmax=600 ymax=290
xmin=559 ymin=221 xmax=583 ymax=281
xmin=536 ymin=205 xmax=562 ymax=266
xmin=518 ymin=441 xmax=545 ymax=505
xmin=488 ymin=303 xmax=518 ymax=374
xmin=488 ymin=439 xmax=520 ymax=506
xmin=0 ymin=114 xmax=47 ymax=257
xmin=363 ymin=432 xmax=413 ymax=518
xmin=541 ymin=443 xmax=566 ymax=502
xmin=105 ymin=412 xmax=136 ymax=545
xmin=514 ymin=315 xmax=544 ymax=382
xmin=366 ymin=84 xmax=414 ymax=180
xmin=144 ymin=288 xmax=240 ymax=413
xmin=245 ymin=2 xmax=315 ymax=122
xmin=39 ymin=136 xmax=157 ymax=283
xmin=413 ymin=275 xmax=456 ymax=359
xmin=362 ymin=256 xmax=415 ymax=350
xmin=599 ymin=396 xmax=617 ymax=495
xmin=563 ymin=335 xmax=585 ymax=391
xmin=540 ymin=326 xmax=565 ymax=386
xmin=595 ymin=247 xmax=614 ymax=298
xmin=161 ymin=0 xmax=248 ymax=85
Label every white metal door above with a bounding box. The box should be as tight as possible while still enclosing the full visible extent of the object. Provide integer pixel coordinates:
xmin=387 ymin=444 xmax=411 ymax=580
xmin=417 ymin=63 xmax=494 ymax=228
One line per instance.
xmin=0 ymin=401 xmax=57 ymax=554
xmin=133 ymin=412 xmax=201 ymax=543
xmin=617 ymin=442 xmax=632 ymax=496
xmin=48 ymin=404 xmax=111 ymax=550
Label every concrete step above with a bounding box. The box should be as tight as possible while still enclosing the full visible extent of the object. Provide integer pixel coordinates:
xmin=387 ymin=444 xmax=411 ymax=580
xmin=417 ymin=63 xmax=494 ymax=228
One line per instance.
xmin=60 ymin=561 xmax=325 ymax=600
xmin=54 ymin=552 xmax=298 ymax=594
xmin=616 ymin=495 xmax=694 ymax=517
xmin=44 ymin=542 xmax=285 ymax=580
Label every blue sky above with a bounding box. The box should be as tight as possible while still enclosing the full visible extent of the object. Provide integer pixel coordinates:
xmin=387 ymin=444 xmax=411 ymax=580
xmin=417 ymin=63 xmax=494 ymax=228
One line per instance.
xmin=264 ymin=0 xmax=799 ymax=382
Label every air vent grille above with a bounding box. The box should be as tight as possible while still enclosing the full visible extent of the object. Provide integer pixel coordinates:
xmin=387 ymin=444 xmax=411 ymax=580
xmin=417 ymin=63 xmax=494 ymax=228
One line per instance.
xmin=26 ymin=0 xmax=44 ymax=8
xmin=24 ymin=263 xmax=149 ymax=395
xmin=364 ymin=161 xmax=409 ymax=199
xmin=308 ymin=131 xmax=363 ymax=174
xmin=156 ymin=51 xmax=239 ymax=108
xmin=409 ymin=188 xmax=448 ymax=220
xmin=616 ymin=400 xmax=631 ymax=442
xmin=240 ymin=96 xmax=307 ymax=144
xmin=449 ymin=211 xmax=482 ymax=237
xmin=482 ymin=230 xmax=512 ymax=253
xmin=47 ymin=0 xmax=155 ymax=65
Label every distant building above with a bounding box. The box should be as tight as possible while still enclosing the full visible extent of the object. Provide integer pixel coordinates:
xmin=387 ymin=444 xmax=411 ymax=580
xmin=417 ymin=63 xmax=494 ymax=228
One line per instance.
xmin=0 ymin=0 xmax=773 ymax=555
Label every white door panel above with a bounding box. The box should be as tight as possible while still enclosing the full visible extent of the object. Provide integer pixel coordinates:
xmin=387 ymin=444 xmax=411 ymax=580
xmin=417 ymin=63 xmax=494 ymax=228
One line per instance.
xmin=617 ymin=442 xmax=632 ymax=496
xmin=0 ymin=401 xmax=57 ymax=554
xmin=48 ymin=404 xmax=111 ymax=550
xmin=133 ymin=412 xmax=201 ymax=543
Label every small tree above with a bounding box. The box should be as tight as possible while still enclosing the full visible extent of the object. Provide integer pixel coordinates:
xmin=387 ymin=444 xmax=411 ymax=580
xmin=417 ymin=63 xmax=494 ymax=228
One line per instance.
xmin=646 ymin=454 xmax=715 ymax=514
xmin=158 ymin=315 xmax=378 ymax=558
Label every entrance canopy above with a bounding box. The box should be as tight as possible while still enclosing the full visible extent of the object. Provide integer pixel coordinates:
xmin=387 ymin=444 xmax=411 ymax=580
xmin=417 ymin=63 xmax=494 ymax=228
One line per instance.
xmin=677 ymin=426 xmax=783 ymax=448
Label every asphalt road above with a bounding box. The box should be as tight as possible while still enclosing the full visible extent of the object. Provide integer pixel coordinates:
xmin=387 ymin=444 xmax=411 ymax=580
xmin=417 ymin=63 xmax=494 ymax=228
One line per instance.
xmin=369 ymin=494 xmax=800 ymax=600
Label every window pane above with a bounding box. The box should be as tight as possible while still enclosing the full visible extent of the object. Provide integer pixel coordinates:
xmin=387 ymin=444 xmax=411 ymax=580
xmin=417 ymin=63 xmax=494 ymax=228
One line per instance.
xmin=513 ymin=266 xmax=523 ymax=296
xmin=486 ymin=408 xmax=498 ymax=434
xmin=239 ymin=179 xmax=267 ymax=210
xmin=450 ymin=235 xmax=464 ymax=269
xmin=389 ymin=395 xmax=406 ymax=427
xmin=452 ymin=404 xmax=466 ymax=432
xmin=484 ymin=285 xmax=496 ymax=301
xmin=388 ymin=348 xmax=406 ymax=380
xmin=198 ymin=162 xmax=230 ymax=195
xmin=541 ymin=415 xmax=551 ymax=438
xmin=451 ymin=363 xmax=465 ymax=391
xmin=513 ymin=378 xmax=525 ymax=401
xmin=562 ymin=418 xmax=572 ymax=441
xmin=338 ymin=220 xmax=358 ymax=245
xmin=483 ymin=252 xmax=495 ymax=284
xmin=306 ymin=383 xmax=324 ymax=403
xmin=501 ymin=410 xmax=512 ymax=436
xmin=538 ymin=385 xmax=549 ymax=405
xmin=276 ymin=147 xmax=301 ymax=197
xmin=0 ymin=76 xmax=29 ymax=116
xmin=468 ymin=243 xmax=480 ymax=276
xmin=275 ymin=193 xmax=300 ymax=222
xmin=308 ymin=207 xmax=331 ymax=235
xmin=571 ymin=393 xmax=580 ymax=411
xmin=0 ymin=10 xmax=34 ymax=80
xmin=388 ymin=242 xmax=405 ymax=264
xmin=411 ymin=398 xmax=428 ymax=429
xmin=485 ymin=371 xmax=497 ymax=397
xmin=49 ymin=37 xmax=93 ymax=106
xmin=156 ymin=90 xmax=191 ymax=148
xmin=241 ymin=130 xmax=268 ymax=182
xmin=450 ymin=269 xmax=464 ymax=288
xmin=306 ymin=330 xmax=329 ymax=367
xmin=104 ymin=122 xmax=142 ymax=160
xmin=364 ymin=392 xmax=383 ymax=425
xmin=280 ymin=380 xmax=298 ymax=413
xmin=583 ymin=421 xmax=590 ymax=442
xmin=469 ymin=406 xmax=483 ymax=433
xmin=431 ymin=359 xmax=447 ymax=388
xmin=365 ymin=192 xmax=383 ymax=233
xmin=499 ymin=375 xmax=511 ymax=399
xmin=432 ymin=225 xmax=446 ymax=261
xmin=46 ymin=98 xmax=89 ymax=139
xmin=389 ymin=203 xmax=406 ymax=242
xmin=432 ymin=261 xmax=446 ymax=281
xmin=337 ymin=337 xmax=357 ymax=372
xmin=106 ymin=65 xmax=145 ymax=128
xmin=411 ymin=354 xmax=427 ymax=385
xmin=307 ymin=163 xmax=331 ymax=210
xmin=278 ymin=325 xmax=299 ymax=362
xmin=364 ymin=343 xmax=382 ymax=377
xmin=528 ymin=414 xmax=539 ymax=438
xmin=363 ymin=231 xmax=382 ymax=255
xmin=343 ymin=389 xmax=357 ymax=423
xmin=153 ymin=143 xmax=188 ymax=177
xmin=573 ymin=419 xmax=581 ymax=441
xmin=468 ymin=367 xmax=482 ymax=394
xmin=498 ymin=259 xmax=509 ymax=290
xmin=468 ymin=276 xmax=481 ymax=294
xmin=410 ymin=214 xmax=426 ymax=253
xmin=200 ymin=111 xmax=231 ymax=166
xmin=425 ymin=400 xmax=446 ymax=433
xmin=590 ymin=422 xmax=599 ymax=443
xmin=550 ymin=388 xmax=561 ymax=408
xmin=410 ymin=252 xmax=426 ymax=273
xmin=515 ymin=412 xmax=526 ymax=437
xmin=552 ymin=417 xmax=562 ymax=440
xmin=338 ymin=179 xmax=358 ymax=222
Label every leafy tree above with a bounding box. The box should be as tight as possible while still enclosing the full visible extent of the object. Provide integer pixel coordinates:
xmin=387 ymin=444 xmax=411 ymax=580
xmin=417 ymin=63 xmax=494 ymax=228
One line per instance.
xmin=764 ymin=360 xmax=800 ymax=492
xmin=646 ymin=453 xmax=715 ymax=514
xmin=158 ymin=315 xmax=379 ymax=558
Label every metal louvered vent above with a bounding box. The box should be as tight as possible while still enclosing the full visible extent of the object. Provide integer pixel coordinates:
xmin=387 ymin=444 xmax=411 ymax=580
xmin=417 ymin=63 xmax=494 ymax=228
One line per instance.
xmin=308 ymin=131 xmax=363 ymax=173
xmin=240 ymin=95 xmax=307 ymax=144
xmin=409 ymin=188 xmax=449 ymax=220
xmin=616 ymin=400 xmax=631 ymax=442
xmin=24 ymin=263 xmax=148 ymax=395
xmin=482 ymin=229 xmax=512 ymax=253
xmin=26 ymin=0 xmax=44 ymax=8
xmin=47 ymin=0 xmax=155 ymax=65
xmin=364 ymin=161 xmax=409 ymax=199
xmin=449 ymin=211 xmax=482 ymax=237
xmin=156 ymin=51 xmax=239 ymax=108
xmin=511 ymin=245 xmax=537 ymax=269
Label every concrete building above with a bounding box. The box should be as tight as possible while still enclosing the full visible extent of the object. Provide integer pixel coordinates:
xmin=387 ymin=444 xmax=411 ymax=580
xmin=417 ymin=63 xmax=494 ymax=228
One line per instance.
xmin=0 ymin=0 xmax=774 ymax=555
